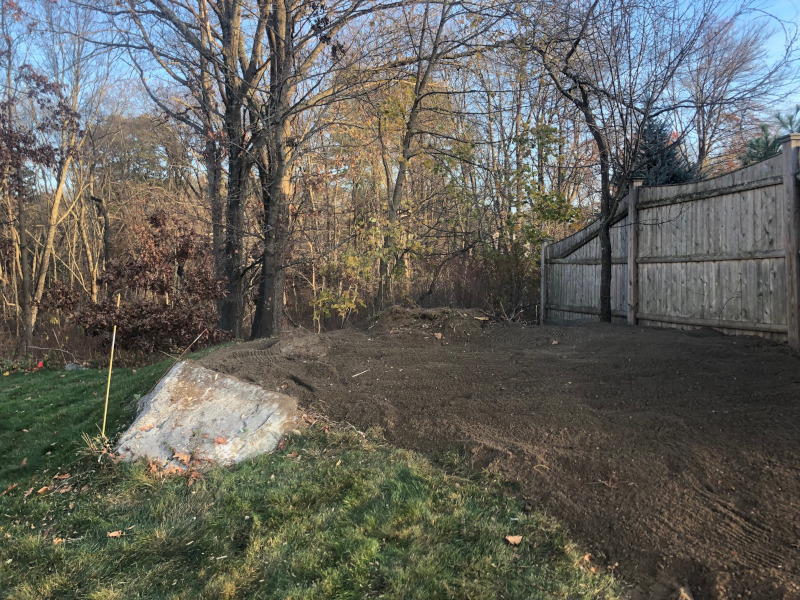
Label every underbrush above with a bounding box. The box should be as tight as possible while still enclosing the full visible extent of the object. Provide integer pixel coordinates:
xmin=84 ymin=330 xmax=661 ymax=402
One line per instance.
xmin=0 ymin=363 xmax=620 ymax=600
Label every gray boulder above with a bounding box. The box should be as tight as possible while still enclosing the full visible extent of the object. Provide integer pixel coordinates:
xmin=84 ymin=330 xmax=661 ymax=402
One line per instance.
xmin=116 ymin=360 xmax=299 ymax=468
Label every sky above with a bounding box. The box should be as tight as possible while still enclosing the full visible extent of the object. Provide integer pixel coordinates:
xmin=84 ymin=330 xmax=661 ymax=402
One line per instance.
xmin=762 ymin=0 xmax=800 ymax=105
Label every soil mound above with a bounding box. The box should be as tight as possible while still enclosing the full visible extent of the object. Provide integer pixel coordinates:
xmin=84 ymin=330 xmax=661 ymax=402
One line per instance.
xmin=197 ymin=318 xmax=800 ymax=600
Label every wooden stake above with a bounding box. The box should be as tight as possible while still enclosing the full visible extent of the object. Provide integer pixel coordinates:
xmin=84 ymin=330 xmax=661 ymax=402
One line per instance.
xmin=101 ymin=293 xmax=121 ymax=440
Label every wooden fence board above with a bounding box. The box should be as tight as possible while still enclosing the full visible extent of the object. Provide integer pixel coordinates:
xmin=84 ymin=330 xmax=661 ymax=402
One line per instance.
xmin=544 ymin=148 xmax=798 ymax=345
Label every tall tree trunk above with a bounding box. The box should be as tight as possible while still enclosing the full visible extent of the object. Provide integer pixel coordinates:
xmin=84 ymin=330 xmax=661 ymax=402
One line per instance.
xmin=18 ymin=194 xmax=32 ymax=354
xmin=218 ymin=134 xmax=246 ymax=337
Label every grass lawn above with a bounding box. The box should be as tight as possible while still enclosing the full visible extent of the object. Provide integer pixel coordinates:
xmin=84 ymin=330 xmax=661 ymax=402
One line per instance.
xmin=0 ymin=361 xmax=620 ymax=599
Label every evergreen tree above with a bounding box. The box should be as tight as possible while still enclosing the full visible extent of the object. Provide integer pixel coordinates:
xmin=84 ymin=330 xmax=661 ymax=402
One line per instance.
xmin=632 ymin=118 xmax=697 ymax=185
xmin=741 ymin=105 xmax=800 ymax=166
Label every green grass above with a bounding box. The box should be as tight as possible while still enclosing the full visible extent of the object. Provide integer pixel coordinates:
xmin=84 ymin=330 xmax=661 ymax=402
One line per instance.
xmin=0 ymin=361 xmax=171 ymax=489
xmin=0 ymin=363 xmax=620 ymax=600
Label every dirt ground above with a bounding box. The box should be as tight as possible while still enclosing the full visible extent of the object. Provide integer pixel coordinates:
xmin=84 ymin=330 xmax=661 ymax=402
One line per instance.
xmin=199 ymin=307 xmax=800 ymax=600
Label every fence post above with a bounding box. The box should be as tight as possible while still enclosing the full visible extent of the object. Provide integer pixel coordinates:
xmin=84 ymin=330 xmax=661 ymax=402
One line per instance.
xmin=782 ymin=134 xmax=800 ymax=349
xmin=627 ymin=180 xmax=643 ymax=325
xmin=540 ymin=242 xmax=548 ymax=325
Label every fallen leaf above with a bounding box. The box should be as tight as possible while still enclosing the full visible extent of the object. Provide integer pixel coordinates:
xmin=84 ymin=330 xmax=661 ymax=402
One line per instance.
xmin=37 ymin=486 xmax=49 ymax=495
xmin=68 ymin=502 xmax=75 ymax=510
xmin=1 ymin=483 xmax=18 ymax=496
xmin=505 ymin=535 xmax=522 ymax=546
xmin=53 ymin=538 xmax=64 ymax=545
xmin=163 ymin=464 xmax=184 ymax=476
xmin=148 ymin=460 xmax=159 ymax=473
xmin=551 ymin=340 xmax=559 ymax=345
xmin=583 ymin=553 xmax=592 ymax=563
xmin=173 ymin=451 xmax=191 ymax=465
xmin=53 ymin=473 xmax=70 ymax=480
xmin=433 ymin=332 xmax=442 ymax=340
xmin=20 ymin=457 xmax=26 ymax=466
xmin=288 ymin=451 xmax=299 ymax=459
xmin=214 ymin=436 xmax=228 ymax=445
xmin=58 ymin=485 xmax=72 ymax=494
xmin=473 ymin=316 xmax=489 ymax=321
xmin=139 ymin=424 xmax=154 ymax=432
xmin=23 ymin=487 xmax=33 ymax=499
xmin=2 ymin=371 xmax=9 ymax=376
xmin=106 ymin=530 xmax=122 ymax=538
xmin=186 ymin=471 xmax=204 ymax=487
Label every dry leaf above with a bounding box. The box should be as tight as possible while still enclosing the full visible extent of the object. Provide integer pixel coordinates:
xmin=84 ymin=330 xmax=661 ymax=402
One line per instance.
xmin=53 ymin=473 xmax=70 ymax=480
xmin=288 ymin=451 xmax=299 ymax=459
xmin=551 ymin=340 xmax=559 ymax=345
xmin=173 ymin=452 xmax=191 ymax=465
xmin=148 ymin=460 xmax=159 ymax=473
xmin=139 ymin=424 xmax=154 ymax=432
xmin=53 ymin=537 xmax=64 ymax=545
xmin=68 ymin=502 xmax=75 ymax=510
xmin=433 ymin=332 xmax=442 ymax=340
xmin=335 ymin=459 xmax=342 ymax=467
xmin=505 ymin=535 xmax=522 ymax=546
xmin=163 ymin=464 xmax=184 ymax=476
xmin=23 ymin=487 xmax=33 ymax=499
xmin=20 ymin=457 xmax=27 ymax=466
xmin=214 ymin=436 xmax=228 ymax=445
xmin=36 ymin=486 xmax=49 ymax=495
xmin=106 ymin=530 xmax=122 ymax=538
xmin=583 ymin=553 xmax=592 ymax=563
xmin=1 ymin=483 xmax=18 ymax=496
xmin=58 ymin=485 xmax=72 ymax=494
xmin=2 ymin=371 xmax=9 ymax=376
xmin=473 ymin=316 xmax=489 ymax=321
xmin=187 ymin=471 xmax=204 ymax=487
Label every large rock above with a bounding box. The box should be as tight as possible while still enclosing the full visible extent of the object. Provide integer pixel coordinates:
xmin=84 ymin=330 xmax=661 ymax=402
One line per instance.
xmin=117 ymin=360 xmax=299 ymax=468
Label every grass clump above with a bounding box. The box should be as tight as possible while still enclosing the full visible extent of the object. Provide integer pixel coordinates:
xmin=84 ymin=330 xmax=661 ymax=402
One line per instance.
xmin=0 ymin=365 xmax=620 ymax=600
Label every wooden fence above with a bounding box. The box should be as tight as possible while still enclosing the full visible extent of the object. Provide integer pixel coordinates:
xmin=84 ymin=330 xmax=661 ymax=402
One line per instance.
xmin=541 ymin=134 xmax=800 ymax=348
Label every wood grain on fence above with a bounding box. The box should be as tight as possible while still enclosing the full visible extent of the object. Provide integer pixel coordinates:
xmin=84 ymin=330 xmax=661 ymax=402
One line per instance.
xmin=543 ymin=136 xmax=800 ymax=348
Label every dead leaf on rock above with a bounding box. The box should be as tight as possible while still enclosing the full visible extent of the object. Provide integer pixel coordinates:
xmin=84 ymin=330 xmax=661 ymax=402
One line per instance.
xmin=106 ymin=530 xmax=122 ymax=538
xmin=214 ymin=436 xmax=228 ymax=445
xmin=139 ymin=424 xmax=154 ymax=432
xmin=505 ymin=535 xmax=522 ymax=546
xmin=173 ymin=451 xmax=191 ymax=465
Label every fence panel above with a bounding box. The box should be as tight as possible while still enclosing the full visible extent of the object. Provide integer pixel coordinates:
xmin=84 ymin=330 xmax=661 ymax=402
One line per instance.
xmin=543 ymin=136 xmax=800 ymax=346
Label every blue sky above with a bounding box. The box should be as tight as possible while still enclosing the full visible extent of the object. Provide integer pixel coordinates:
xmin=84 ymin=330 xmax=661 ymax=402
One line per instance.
xmin=763 ymin=0 xmax=800 ymax=104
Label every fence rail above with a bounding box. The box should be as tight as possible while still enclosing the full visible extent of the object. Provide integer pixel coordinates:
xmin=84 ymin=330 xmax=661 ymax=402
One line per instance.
xmin=541 ymin=134 xmax=800 ymax=348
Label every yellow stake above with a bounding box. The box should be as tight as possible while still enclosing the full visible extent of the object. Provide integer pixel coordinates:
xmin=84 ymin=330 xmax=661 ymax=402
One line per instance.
xmin=101 ymin=293 xmax=121 ymax=440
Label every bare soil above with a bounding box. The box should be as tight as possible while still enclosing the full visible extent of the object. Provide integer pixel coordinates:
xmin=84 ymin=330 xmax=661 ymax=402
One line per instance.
xmin=199 ymin=307 xmax=800 ymax=600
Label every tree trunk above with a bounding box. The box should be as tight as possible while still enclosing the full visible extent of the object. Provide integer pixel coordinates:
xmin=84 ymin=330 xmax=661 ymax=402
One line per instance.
xmin=218 ymin=140 xmax=246 ymax=337
xmin=18 ymin=194 xmax=32 ymax=354
xmin=599 ymin=217 xmax=612 ymax=322
xmin=251 ymin=148 xmax=290 ymax=340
